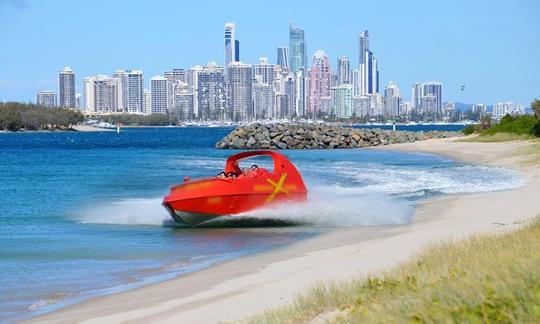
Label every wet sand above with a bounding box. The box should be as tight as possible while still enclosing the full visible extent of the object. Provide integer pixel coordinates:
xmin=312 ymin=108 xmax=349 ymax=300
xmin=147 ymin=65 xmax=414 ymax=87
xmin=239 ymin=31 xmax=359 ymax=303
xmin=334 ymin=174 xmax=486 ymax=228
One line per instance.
xmin=29 ymin=137 xmax=540 ymax=323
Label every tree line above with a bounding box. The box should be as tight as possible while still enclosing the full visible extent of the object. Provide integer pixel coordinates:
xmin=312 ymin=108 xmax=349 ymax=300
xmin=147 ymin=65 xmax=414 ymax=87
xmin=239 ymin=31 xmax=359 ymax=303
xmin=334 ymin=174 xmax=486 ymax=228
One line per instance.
xmin=0 ymin=102 xmax=84 ymax=131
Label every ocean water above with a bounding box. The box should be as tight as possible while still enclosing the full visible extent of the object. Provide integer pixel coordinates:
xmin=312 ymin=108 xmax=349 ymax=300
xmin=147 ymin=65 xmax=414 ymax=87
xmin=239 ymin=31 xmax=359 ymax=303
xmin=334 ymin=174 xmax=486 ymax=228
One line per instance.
xmin=0 ymin=127 xmax=524 ymax=322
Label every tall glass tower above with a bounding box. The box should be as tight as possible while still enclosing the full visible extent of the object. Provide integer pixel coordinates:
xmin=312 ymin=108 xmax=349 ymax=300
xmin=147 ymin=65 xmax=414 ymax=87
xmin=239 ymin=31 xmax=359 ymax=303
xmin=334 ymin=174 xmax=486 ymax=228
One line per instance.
xmin=276 ymin=46 xmax=289 ymax=71
xmin=289 ymin=23 xmax=307 ymax=73
xmin=224 ymin=23 xmax=236 ymax=67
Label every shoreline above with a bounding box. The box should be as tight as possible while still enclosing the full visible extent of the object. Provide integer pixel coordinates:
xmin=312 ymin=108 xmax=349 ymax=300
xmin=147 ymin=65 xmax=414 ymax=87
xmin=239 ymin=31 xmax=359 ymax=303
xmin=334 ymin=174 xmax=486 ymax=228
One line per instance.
xmin=28 ymin=138 xmax=540 ymax=323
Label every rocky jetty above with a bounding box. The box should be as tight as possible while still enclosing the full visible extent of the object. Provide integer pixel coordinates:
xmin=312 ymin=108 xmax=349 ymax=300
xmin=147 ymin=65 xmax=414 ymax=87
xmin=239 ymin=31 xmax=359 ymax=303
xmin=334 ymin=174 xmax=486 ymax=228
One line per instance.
xmin=215 ymin=123 xmax=461 ymax=150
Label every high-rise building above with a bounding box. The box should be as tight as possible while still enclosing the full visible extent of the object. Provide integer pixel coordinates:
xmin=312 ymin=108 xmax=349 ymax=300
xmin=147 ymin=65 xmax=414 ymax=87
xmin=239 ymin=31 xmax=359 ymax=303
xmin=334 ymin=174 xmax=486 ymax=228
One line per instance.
xmin=492 ymin=102 xmax=523 ymax=119
xmin=252 ymin=83 xmax=275 ymax=119
xmin=164 ymin=68 xmax=187 ymax=113
xmin=358 ymin=31 xmax=369 ymax=66
xmin=126 ymin=70 xmax=144 ymax=113
xmin=351 ymin=69 xmax=361 ymax=96
xmin=275 ymin=94 xmax=290 ymax=119
xmin=83 ymin=75 xmax=119 ymax=114
xmin=75 ymin=93 xmax=81 ymax=110
xmin=253 ymin=57 xmax=276 ymax=84
xmin=472 ymin=103 xmax=487 ymax=119
xmin=59 ymin=66 xmax=76 ymax=108
xmin=150 ymin=75 xmax=168 ymax=114
xmin=361 ymin=50 xmax=379 ymax=94
xmin=197 ymin=62 xmax=226 ymax=121
xmin=294 ymin=70 xmax=306 ymax=116
xmin=289 ymin=23 xmax=307 ymax=73
xmin=36 ymin=90 xmax=57 ymax=108
xmin=173 ymin=82 xmax=194 ymax=121
xmin=112 ymin=70 xmax=128 ymax=112
xmin=187 ymin=65 xmax=203 ymax=117
xmin=224 ymin=23 xmax=237 ymax=67
xmin=331 ymin=85 xmax=353 ymax=118
xmin=276 ymin=46 xmax=289 ymax=71
xmin=226 ymin=62 xmax=253 ymax=121
xmin=235 ymin=39 xmax=240 ymax=62
xmin=337 ymin=57 xmax=351 ymax=85
xmin=307 ymin=50 xmax=331 ymax=117
xmin=94 ymin=75 xmax=118 ymax=113
xmin=422 ymin=81 xmax=443 ymax=119
xmin=143 ymin=89 xmax=151 ymax=115
xmin=411 ymin=82 xmax=423 ymax=113
xmin=384 ymin=81 xmax=401 ymax=118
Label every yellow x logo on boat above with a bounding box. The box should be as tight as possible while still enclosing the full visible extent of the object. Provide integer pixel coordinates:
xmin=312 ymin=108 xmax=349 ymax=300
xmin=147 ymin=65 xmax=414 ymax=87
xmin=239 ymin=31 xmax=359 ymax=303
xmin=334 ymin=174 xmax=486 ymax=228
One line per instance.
xmin=265 ymin=173 xmax=289 ymax=203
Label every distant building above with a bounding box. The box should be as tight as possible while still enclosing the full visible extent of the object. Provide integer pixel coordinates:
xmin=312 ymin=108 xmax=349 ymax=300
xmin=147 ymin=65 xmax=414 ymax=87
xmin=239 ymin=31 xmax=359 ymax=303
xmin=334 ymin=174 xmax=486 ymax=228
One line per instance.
xmin=224 ymin=23 xmax=237 ymax=67
xmin=401 ymin=101 xmax=413 ymax=116
xmin=112 ymin=70 xmax=128 ymax=112
xmin=275 ymin=94 xmax=290 ymax=119
xmin=358 ymin=30 xmax=369 ymax=66
xmin=164 ymin=68 xmax=187 ymax=113
xmin=75 ymin=93 xmax=81 ymax=110
xmin=353 ymin=95 xmax=370 ymax=117
xmin=492 ymin=102 xmax=524 ymax=119
xmin=173 ymin=82 xmax=194 ymax=121
xmin=253 ymin=83 xmax=275 ymax=119
xmin=289 ymin=23 xmax=307 ymax=73
xmin=411 ymin=82 xmax=423 ymax=113
xmin=351 ymin=69 xmax=361 ymax=96
xmin=411 ymin=81 xmax=443 ymax=120
xmin=358 ymin=31 xmax=379 ymax=95
xmin=83 ymin=75 xmax=119 ymax=114
xmin=472 ymin=103 xmax=487 ymax=118
xmin=337 ymin=57 xmax=351 ymax=85
xmin=150 ymin=75 xmax=167 ymax=114
xmin=36 ymin=90 xmax=57 ymax=108
xmin=307 ymin=50 xmax=331 ymax=117
xmin=294 ymin=70 xmax=306 ymax=116
xmin=143 ymin=89 xmax=151 ymax=115
xmin=227 ymin=62 xmax=253 ymax=121
xmin=331 ymin=85 xmax=353 ymax=118
xmin=276 ymin=46 xmax=289 ymax=71
xmin=253 ymin=57 xmax=276 ymax=85
xmin=197 ymin=62 xmax=226 ymax=121
xmin=384 ymin=81 xmax=401 ymax=118
xmin=126 ymin=70 xmax=144 ymax=113
xmin=59 ymin=66 xmax=76 ymax=108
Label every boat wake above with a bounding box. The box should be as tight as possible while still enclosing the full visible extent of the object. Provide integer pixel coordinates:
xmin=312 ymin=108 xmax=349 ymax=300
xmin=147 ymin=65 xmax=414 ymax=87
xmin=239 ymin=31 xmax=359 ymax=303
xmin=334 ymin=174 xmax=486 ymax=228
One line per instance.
xmin=76 ymin=185 xmax=413 ymax=228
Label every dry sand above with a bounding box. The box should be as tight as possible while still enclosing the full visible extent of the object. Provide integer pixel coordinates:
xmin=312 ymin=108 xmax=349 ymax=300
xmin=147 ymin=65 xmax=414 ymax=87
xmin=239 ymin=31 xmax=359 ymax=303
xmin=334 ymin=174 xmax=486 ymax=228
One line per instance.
xmin=29 ymin=137 xmax=540 ymax=323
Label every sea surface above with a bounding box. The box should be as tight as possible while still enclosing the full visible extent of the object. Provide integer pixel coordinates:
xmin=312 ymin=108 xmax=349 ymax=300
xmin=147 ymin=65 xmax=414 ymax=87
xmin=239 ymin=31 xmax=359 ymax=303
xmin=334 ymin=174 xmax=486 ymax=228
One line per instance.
xmin=0 ymin=126 xmax=524 ymax=322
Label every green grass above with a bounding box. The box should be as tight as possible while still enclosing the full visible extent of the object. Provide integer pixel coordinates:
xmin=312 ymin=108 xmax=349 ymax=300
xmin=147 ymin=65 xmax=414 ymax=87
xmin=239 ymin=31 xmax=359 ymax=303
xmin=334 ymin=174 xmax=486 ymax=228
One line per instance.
xmin=250 ymin=218 xmax=540 ymax=323
xmin=460 ymin=133 xmax=534 ymax=142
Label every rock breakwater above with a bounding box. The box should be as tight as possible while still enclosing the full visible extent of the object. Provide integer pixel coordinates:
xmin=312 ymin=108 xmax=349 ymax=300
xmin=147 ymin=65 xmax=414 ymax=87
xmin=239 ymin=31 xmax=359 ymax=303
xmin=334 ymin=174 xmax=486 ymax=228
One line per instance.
xmin=216 ymin=124 xmax=461 ymax=149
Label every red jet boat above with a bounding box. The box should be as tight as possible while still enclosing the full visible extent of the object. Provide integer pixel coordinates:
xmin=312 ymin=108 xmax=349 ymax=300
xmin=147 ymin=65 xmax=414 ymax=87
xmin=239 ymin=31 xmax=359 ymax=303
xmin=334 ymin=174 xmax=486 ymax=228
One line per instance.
xmin=162 ymin=150 xmax=308 ymax=226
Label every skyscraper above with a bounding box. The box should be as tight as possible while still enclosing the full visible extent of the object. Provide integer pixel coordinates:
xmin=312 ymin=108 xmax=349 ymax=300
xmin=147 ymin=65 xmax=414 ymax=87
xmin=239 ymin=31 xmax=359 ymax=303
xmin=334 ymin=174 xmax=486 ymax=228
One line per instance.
xmin=337 ymin=57 xmax=351 ymax=85
xmin=384 ymin=81 xmax=401 ymax=118
xmin=276 ymin=46 xmax=289 ymax=71
xmin=411 ymin=82 xmax=423 ymax=113
xmin=150 ymin=75 xmax=167 ymax=114
xmin=226 ymin=62 xmax=253 ymax=121
xmin=58 ymin=66 xmax=76 ymax=108
xmin=358 ymin=30 xmax=369 ymax=66
xmin=36 ymin=90 xmax=57 ymax=108
xmin=83 ymin=77 xmax=95 ymax=113
xmin=197 ymin=62 xmax=226 ymax=121
xmin=307 ymin=50 xmax=331 ymax=117
xmin=126 ymin=70 xmax=144 ymax=113
xmin=224 ymin=23 xmax=237 ymax=67
xmin=289 ymin=23 xmax=307 ymax=73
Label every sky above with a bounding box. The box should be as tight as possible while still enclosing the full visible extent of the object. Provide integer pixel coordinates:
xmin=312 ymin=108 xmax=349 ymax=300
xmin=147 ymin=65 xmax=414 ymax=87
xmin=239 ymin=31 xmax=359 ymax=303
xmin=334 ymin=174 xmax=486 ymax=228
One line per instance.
xmin=0 ymin=0 xmax=539 ymax=106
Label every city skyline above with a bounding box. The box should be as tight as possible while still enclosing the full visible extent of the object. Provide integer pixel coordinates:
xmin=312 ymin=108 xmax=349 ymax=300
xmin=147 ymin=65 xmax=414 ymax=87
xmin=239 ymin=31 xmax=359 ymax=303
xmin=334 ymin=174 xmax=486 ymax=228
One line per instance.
xmin=0 ymin=0 xmax=539 ymax=106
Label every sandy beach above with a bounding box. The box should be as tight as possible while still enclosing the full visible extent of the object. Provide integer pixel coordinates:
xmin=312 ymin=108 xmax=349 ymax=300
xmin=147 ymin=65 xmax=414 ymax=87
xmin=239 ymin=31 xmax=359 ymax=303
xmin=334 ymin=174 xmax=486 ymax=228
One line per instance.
xmin=29 ymin=137 xmax=540 ymax=323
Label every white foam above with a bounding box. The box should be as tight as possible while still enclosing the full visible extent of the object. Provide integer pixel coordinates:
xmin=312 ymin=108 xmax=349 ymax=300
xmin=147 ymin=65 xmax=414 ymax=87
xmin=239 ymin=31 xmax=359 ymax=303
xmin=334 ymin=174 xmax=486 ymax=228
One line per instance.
xmin=77 ymin=198 xmax=169 ymax=225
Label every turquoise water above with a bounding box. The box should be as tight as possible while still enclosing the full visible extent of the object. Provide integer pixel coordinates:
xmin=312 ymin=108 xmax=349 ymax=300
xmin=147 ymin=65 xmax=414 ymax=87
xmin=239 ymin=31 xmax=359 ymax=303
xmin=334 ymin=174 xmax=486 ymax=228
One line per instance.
xmin=0 ymin=127 xmax=523 ymax=322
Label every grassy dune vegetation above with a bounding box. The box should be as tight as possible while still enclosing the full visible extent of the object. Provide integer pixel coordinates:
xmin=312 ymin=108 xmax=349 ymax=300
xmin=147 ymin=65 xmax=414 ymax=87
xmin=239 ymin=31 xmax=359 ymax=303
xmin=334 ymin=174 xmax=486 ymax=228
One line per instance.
xmin=252 ymin=218 xmax=540 ymax=323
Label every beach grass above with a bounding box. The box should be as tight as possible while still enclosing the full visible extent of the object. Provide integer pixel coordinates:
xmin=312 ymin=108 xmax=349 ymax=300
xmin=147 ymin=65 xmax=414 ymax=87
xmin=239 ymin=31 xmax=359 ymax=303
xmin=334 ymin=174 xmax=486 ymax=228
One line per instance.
xmin=460 ymin=132 xmax=534 ymax=142
xmin=250 ymin=218 xmax=540 ymax=323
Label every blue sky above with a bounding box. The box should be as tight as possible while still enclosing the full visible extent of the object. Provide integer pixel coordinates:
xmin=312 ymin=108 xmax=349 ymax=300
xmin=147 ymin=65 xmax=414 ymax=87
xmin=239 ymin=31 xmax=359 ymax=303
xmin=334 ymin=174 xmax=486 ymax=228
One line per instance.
xmin=0 ymin=0 xmax=539 ymax=105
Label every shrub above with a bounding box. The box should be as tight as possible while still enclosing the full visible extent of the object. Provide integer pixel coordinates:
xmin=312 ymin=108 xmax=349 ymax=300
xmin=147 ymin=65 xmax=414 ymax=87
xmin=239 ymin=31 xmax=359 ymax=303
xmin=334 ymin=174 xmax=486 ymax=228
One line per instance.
xmin=462 ymin=125 xmax=476 ymax=135
xmin=482 ymin=115 xmax=537 ymax=136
